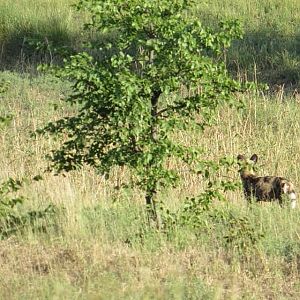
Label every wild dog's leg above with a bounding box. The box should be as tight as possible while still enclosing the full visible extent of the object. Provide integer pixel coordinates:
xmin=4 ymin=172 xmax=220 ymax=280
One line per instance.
xmin=278 ymin=196 xmax=283 ymax=207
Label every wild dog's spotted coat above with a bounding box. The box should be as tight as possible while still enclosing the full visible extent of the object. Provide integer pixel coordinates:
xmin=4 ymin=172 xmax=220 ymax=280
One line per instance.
xmin=237 ymin=154 xmax=296 ymax=208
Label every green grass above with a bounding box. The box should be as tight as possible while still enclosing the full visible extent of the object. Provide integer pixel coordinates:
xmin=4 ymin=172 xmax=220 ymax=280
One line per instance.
xmin=0 ymin=0 xmax=300 ymax=298
xmin=196 ymin=0 xmax=300 ymax=86
xmin=0 ymin=0 xmax=77 ymax=71
xmin=0 ymin=0 xmax=299 ymax=85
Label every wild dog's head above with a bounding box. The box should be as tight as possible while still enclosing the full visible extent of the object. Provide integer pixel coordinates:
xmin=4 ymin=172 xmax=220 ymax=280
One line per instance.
xmin=237 ymin=154 xmax=258 ymax=178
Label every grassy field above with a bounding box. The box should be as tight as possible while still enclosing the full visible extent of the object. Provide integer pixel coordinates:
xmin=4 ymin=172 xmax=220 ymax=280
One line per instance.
xmin=0 ymin=0 xmax=299 ymax=85
xmin=198 ymin=0 xmax=300 ymax=86
xmin=0 ymin=0 xmax=300 ymax=299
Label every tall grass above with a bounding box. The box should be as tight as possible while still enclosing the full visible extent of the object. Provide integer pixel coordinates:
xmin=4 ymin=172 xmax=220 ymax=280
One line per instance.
xmin=0 ymin=0 xmax=77 ymax=70
xmin=0 ymin=71 xmax=300 ymax=298
xmin=196 ymin=0 xmax=300 ymax=86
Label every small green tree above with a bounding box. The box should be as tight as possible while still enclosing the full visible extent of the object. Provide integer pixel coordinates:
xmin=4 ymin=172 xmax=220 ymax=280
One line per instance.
xmin=39 ymin=0 xmax=247 ymax=221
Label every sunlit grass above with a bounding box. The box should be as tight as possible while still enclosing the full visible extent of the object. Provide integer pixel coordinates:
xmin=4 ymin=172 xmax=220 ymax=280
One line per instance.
xmin=0 ymin=71 xmax=300 ymax=298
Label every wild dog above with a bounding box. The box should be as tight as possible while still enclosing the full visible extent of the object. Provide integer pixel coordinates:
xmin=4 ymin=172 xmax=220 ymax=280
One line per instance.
xmin=237 ymin=154 xmax=296 ymax=208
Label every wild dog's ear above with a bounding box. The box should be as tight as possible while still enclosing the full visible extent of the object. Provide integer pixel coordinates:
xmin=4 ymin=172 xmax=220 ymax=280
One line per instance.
xmin=237 ymin=154 xmax=245 ymax=161
xmin=250 ymin=154 xmax=258 ymax=163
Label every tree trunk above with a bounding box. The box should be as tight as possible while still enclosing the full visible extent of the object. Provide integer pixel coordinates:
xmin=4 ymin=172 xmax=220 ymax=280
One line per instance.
xmin=150 ymin=89 xmax=161 ymax=140
xmin=145 ymin=188 xmax=158 ymax=221
xmin=145 ymin=89 xmax=162 ymax=227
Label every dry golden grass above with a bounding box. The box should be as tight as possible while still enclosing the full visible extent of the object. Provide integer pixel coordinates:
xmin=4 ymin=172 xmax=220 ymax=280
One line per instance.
xmin=0 ymin=72 xmax=300 ymax=298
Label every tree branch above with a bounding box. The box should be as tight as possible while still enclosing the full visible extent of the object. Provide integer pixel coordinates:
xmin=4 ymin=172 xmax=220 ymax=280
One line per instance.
xmin=156 ymin=102 xmax=186 ymax=117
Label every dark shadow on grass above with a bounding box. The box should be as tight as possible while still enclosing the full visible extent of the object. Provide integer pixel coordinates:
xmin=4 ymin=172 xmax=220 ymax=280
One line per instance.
xmin=0 ymin=17 xmax=78 ymax=73
xmin=228 ymin=28 xmax=300 ymax=88
xmin=198 ymin=11 xmax=300 ymax=89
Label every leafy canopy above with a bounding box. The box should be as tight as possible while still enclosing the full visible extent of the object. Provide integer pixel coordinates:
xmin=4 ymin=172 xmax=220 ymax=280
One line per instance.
xmin=39 ymin=0 xmax=247 ymax=210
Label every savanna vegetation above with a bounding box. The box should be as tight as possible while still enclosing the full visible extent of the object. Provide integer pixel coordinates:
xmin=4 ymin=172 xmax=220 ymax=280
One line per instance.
xmin=0 ymin=0 xmax=299 ymax=299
